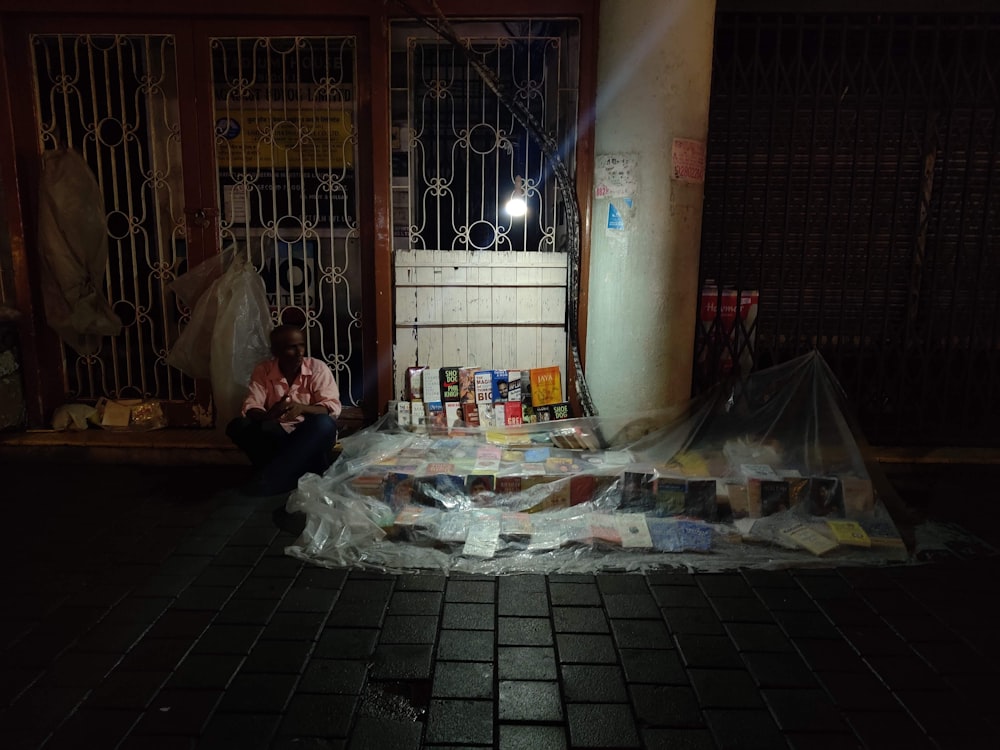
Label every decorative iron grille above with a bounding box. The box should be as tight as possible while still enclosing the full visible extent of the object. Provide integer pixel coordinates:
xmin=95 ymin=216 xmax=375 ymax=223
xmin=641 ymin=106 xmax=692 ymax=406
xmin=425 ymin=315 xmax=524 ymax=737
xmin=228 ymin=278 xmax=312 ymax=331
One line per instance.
xmin=391 ymin=21 xmax=578 ymax=254
xmin=31 ymin=33 xmax=190 ymax=403
xmin=212 ymin=35 xmax=364 ymax=406
xmin=698 ymin=12 xmax=1000 ymax=446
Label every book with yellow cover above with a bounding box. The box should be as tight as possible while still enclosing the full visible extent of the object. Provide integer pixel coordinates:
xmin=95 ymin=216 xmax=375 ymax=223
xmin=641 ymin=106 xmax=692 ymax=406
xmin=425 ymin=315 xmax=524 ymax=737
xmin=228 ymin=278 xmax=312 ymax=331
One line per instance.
xmin=529 ymin=366 xmax=563 ymax=406
xmin=825 ymin=519 xmax=871 ymax=548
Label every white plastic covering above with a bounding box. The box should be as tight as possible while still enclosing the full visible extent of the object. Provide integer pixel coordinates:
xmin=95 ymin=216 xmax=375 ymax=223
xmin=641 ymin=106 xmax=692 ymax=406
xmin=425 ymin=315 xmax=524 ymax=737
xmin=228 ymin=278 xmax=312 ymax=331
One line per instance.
xmin=286 ymin=352 xmax=909 ymax=573
xmin=167 ymin=248 xmax=272 ymax=426
xmin=37 ymin=149 xmax=122 ymax=355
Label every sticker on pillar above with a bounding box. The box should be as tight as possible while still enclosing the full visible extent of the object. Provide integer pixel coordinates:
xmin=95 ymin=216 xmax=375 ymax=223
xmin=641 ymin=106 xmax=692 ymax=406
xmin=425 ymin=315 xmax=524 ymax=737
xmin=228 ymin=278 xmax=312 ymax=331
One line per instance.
xmin=607 ymin=198 xmax=633 ymax=233
xmin=672 ymin=138 xmax=706 ymax=184
xmin=595 ymin=154 xmax=639 ymax=199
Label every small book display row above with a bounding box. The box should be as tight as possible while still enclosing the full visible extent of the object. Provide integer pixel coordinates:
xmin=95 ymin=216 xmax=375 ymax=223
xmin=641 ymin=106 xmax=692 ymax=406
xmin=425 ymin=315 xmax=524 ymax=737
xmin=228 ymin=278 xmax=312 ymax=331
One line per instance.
xmin=397 ymin=365 xmax=569 ymax=431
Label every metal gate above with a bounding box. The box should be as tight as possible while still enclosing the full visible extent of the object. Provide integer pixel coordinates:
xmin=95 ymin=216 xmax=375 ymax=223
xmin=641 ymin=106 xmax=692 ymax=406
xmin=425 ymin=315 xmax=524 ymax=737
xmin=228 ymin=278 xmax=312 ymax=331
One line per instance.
xmin=696 ymin=11 xmax=1000 ymax=446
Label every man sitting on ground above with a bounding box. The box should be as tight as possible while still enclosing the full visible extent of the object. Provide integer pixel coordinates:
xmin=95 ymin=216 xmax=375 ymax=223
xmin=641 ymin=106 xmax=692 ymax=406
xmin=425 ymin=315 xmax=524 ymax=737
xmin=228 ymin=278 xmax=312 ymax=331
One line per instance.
xmin=226 ymin=324 xmax=341 ymax=496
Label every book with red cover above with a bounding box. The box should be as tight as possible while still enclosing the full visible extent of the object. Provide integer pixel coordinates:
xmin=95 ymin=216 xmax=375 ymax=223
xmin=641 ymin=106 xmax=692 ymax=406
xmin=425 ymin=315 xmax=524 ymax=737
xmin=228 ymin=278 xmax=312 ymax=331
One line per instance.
xmin=529 ymin=366 xmax=562 ymax=406
xmin=461 ymin=402 xmax=481 ymax=427
xmin=504 ymin=401 xmax=524 ymax=426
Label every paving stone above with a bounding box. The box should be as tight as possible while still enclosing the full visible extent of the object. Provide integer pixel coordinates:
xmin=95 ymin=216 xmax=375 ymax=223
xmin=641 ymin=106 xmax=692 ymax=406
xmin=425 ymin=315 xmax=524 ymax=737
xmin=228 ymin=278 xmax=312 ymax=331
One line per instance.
xmin=498 ymin=679 xmax=563 ymax=721
xmin=198 ymin=712 xmax=281 ymax=750
xmin=601 ymin=593 xmax=661 ymax=619
xmin=662 ymin=607 xmax=725 ymax=635
xmin=556 ymin=633 xmax=618 ymax=664
xmin=548 ymin=573 xmax=595 ymax=584
xmin=347 ymin=716 xmax=423 ymax=750
xmin=499 ymin=574 xmax=547 ymax=592
xmin=816 ymin=669 xmax=901 ymax=711
xmin=435 ymin=628 xmax=495 ymax=661
xmin=561 ymin=664 xmax=628 ymax=702
xmin=260 ymin=612 xmax=327 ymax=642
xmin=645 ymin=571 xmax=699 ymax=587
xmin=213 ymin=597 xmax=278 ymax=625
xmin=675 ymin=633 xmax=744 ymax=669
xmin=371 ymin=644 xmax=434 ymax=680
xmin=596 ymin=574 xmax=651 ymax=594
xmin=193 ymin=565 xmax=251 ymax=588
xmin=784 ymin=732 xmax=863 ymax=750
xmin=793 ymin=637 xmax=867 ymax=672
xmin=165 ymin=652 xmax=244 ymax=689
xmin=845 ymin=710 xmax=938 ymax=750
xmin=171 ymin=585 xmax=233 ymax=612
xmin=650 ymin=586 xmax=711 ymax=609
xmin=116 ymin=637 xmax=192 ymax=672
xmin=630 ymin=684 xmax=704 ymax=727
xmin=724 ymin=622 xmax=795 ymax=653
xmin=213 ymin=546 xmax=265 ymax=567
xmin=912 ymin=640 xmax=996 ymax=675
xmin=387 ymin=591 xmax=444 ymax=615
xmin=702 ymin=708 xmax=786 ymax=750
xmin=241 ymin=639 xmax=312 ymax=674
xmin=793 ymin=572 xmax=856 ymax=600
xmin=610 ymin=618 xmax=672 ymax=649
xmin=325 ymin=601 xmax=388 ymax=629
xmin=549 ymin=582 xmax=602 ymax=606
xmin=103 ymin=596 xmax=175 ymax=624
xmin=762 ymin=687 xmax=848 ymax=732
xmin=742 ymin=651 xmax=817 ymax=687
xmin=710 ymin=596 xmax=774 ymax=623
xmin=499 ymin=724 xmax=567 ymax=750
xmin=379 ymin=615 xmax=440 ymax=644
xmin=640 ymin=727 xmax=716 ymax=750
xmin=277 ymin=693 xmax=357 ymax=738
xmin=298 ymin=658 xmax=369 ymax=694
xmin=881 ymin=613 xmax=959 ymax=643
xmin=755 ymin=586 xmax=817 ymax=612
xmin=82 ymin=668 xmax=168 ymax=710
xmin=277 ymin=587 xmax=339 ymax=614
xmin=441 ymin=602 xmax=495 ymax=630
xmin=141 ymin=609 xmax=214 ymax=640
xmin=863 ymin=653 xmax=949 ymax=691
xmin=552 ymin=606 xmax=610 ymax=633
xmin=497 ymin=589 xmax=549 ymax=617
xmin=432 ymin=661 xmax=493 ymax=699
xmin=445 ymin=580 xmax=495 ymax=603
xmin=566 ymin=702 xmax=640 ymax=748
xmin=892 ymin=688 xmax=993 ymax=737
xmin=218 ymin=672 xmax=298 ymax=713
xmin=234 ymin=577 xmax=294 ymax=601
xmin=192 ymin=624 xmax=263 ymax=655
xmin=44 ymin=650 xmax=122 ymax=688
xmin=497 ymin=616 xmax=553 ymax=646
xmin=44 ymin=707 xmax=139 ymax=749
xmin=498 ymin=646 xmax=557 ymax=680
xmin=394 ymin=574 xmax=446 ymax=592
xmin=294 ymin=568 xmax=349 ymax=590
xmin=424 ymin=698 xmax=493 ymax=745
xmin=687 ymin=669 xmax=764 ymax=708
xmin=697 ymin=574 xmax=753 ymax=598
xmin=619 ymin=648 xmax=688 ymax=685
xmin=132 ymin=688 xmax=223 ymax=736
xmin=339 ymin=577 xmax=394 ymax=603
xmin=314 ymin=628 xmax=380 ymax=660
xmin=770 ymin=610 xmax=840 ymax=640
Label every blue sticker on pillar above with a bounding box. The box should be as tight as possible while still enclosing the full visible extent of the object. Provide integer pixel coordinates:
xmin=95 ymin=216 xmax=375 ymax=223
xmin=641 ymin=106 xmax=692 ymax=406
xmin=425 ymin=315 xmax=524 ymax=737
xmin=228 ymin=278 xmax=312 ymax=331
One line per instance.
xmin=607 ymin=198 xmax=633 ymax=231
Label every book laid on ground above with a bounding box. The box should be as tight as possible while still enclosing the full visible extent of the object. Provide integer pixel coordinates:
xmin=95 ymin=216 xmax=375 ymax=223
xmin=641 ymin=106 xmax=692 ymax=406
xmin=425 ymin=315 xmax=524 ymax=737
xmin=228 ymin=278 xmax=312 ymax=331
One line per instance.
xmin=780 ymin=522 xmax=838 ymax=555
xmin=825 ymin=519 xmax=872 ymax=547
xmin=530 ymin=365 xmax=563 ymax=406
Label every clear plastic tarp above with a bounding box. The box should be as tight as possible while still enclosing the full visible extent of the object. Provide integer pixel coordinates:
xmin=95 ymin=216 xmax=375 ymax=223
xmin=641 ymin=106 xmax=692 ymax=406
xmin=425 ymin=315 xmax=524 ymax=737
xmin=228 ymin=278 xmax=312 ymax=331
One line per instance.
xmin=285 ymin=352 xmax=909 ymax=574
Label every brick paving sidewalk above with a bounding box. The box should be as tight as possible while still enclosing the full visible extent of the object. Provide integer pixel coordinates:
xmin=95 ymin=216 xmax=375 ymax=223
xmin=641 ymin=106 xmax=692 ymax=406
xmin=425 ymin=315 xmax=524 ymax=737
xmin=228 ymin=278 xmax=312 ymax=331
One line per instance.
xmin=1 ymin=463 xmax=999 ymax=749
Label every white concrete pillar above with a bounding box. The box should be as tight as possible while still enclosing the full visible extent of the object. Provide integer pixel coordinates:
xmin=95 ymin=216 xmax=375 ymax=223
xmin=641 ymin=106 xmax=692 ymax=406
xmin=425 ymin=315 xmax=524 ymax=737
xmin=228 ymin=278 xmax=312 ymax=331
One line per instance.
xmin=585 ymin=0 xmax=717 ymax=415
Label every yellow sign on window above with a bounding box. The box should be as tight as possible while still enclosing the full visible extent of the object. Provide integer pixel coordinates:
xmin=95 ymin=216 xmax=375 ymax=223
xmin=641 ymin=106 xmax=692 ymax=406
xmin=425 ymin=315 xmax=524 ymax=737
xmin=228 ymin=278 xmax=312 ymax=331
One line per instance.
xmin=215 ymin=109 xmax=354 ymax=170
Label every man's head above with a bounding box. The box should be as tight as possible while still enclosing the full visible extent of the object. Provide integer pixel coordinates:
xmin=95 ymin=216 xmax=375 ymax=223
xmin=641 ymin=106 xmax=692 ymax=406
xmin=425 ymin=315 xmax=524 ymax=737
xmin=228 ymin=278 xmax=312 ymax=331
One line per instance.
xmin=270 ymin=325 xmax=306 ymax=370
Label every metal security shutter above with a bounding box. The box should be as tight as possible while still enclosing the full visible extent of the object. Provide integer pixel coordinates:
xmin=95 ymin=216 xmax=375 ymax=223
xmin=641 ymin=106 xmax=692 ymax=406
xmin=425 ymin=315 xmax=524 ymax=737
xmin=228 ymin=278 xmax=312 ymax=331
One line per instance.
xmin=697 ymin=11 xmax=1000 ymax=447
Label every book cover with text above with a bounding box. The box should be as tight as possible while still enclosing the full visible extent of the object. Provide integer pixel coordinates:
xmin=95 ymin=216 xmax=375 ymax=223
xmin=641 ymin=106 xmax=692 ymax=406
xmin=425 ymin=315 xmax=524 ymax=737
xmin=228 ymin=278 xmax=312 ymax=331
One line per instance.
xmin=529 ymin=366 xmax=562 ymax=406
xmin=459 ymin=367 xmax=480 ymax=403
xmin=439 ymin=366 xmax=461 ymax=402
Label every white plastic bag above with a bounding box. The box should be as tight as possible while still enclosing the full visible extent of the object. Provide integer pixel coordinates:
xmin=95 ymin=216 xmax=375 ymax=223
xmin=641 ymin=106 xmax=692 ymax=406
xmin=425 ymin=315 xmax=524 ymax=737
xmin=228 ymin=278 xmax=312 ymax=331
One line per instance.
xmin=167 ymin=251 xmax=271 ymax=425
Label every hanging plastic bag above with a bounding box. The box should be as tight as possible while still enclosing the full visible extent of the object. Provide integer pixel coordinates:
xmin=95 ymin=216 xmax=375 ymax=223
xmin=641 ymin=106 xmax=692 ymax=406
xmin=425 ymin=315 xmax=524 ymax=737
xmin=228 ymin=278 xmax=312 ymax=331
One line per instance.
xmin=166 ymin=251 xmax=271 ymax=425
xmin=36 ymin=148 xmax=122 ymax=355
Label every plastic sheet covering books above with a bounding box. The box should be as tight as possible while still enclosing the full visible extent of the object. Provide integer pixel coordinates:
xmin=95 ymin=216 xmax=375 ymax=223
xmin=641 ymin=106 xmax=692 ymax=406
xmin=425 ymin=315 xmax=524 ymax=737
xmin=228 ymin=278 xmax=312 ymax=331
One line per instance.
xmin=285 ymin=352 xmax=910 ymax=574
